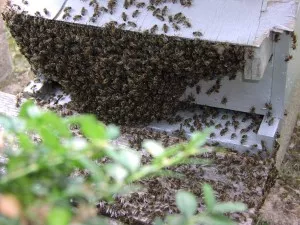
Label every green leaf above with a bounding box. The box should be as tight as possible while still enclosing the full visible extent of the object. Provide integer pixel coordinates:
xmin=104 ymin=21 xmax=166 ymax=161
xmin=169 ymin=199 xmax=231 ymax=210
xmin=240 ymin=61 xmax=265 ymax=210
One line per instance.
xmin=165 ymin=214 xmax=188 ymax=225
xmin=143 ymin=140 xmax=164 ymax=157
xmin=212 ymin=202 xmax=247 ymax=214
xmin=105 ymin=164 xmax=128 ymax=182
xmin=17 ymin=133 xmax=35 ymax=151
xmin=39 ymin=127 xmax=61 ymax=150
xmin=176 ymin=191 xmax=198 ymax=217
xmin=0 ymin=116 xmax=25 ymax=133
xmin=47 ymin=207 xmax=72 ymax=225
xmin=19 ymin=100 xmax=35 ymax=119
xmin=109 ymin=149 xmax=141 ymax=173
xmin=153 ymin=217 xmax=165 ymax=225
xmin=188 ymin=129 xmax=211 ymax=149
xmin=196 ymin=214 xmax=236 ymax=225
xmin=202 ymin=183 xmax=216 ymax=213
xmin=67 ymin=115 xmax=106 ymax=141
xmin=106 ymin=124 xmax=120 ymax=140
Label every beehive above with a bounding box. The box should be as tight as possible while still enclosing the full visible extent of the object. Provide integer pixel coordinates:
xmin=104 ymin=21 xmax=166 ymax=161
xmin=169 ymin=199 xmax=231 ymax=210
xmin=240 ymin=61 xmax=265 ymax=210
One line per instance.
xmin=2 ymin=0 xmax=300 ymax=153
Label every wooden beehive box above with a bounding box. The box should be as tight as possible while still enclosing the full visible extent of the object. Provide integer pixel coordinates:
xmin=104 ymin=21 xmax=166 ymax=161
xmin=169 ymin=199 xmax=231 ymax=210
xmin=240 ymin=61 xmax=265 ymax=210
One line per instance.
xmin=2 ymin=0 xmax=300 ymax=153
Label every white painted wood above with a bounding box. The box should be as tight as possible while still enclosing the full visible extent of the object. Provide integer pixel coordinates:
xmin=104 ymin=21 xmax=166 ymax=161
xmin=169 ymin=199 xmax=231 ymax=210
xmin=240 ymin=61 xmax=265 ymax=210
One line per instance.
xmin=181 ymin=63 xmax=273 ymax=116
xmin=270 ymin=33 xmax=291 ymax=119
xmin=9 ymin=0 xmax=299 ymax=47
xmin=244 ymin=38 xmax=273 ymax=80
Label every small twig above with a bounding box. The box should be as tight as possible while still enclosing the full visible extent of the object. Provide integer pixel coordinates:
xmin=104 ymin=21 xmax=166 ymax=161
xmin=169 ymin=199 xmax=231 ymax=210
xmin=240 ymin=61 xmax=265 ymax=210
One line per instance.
xmin=52 ymin=0 xmax=68 ymax=20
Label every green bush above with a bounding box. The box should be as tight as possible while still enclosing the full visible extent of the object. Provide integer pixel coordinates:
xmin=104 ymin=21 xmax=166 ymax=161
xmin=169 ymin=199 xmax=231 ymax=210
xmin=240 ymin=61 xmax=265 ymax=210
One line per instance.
xmin=0 ymin=101 xmax=246 ymax=225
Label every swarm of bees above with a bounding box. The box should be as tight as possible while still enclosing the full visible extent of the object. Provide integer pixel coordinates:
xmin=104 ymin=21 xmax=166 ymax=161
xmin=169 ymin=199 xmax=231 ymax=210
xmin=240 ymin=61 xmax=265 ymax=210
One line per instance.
xmin=94 ymin=139 xmax=273 ymax=224
xmin=2 ymin=6 xmax=247 ymax=125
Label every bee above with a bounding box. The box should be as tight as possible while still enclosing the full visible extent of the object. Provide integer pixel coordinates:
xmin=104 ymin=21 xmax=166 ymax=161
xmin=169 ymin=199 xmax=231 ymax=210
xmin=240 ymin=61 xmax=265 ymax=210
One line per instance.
xmin=128 ymin=21 xmax=137 ymax=27
xmin=108 ymin=0 xmax=117 ymax=14
xmin=16 ymin=93 xmax=22 ymax=107
xmin=268 ymin=117 xmax=274 ymax=126
xmin=89 ymin=16 xmax=97 ymax=23
xmin=180 ymin=0 xmax=192 ymax=7
xmin=266 ymin=111 xmax=272 ymax=118
xmin=22 ymin=0 xmax=28 ymax=5
xmin=162 ymin=6 xmax=168 ymax=16
xmin=183 ymin=20 xmax=192 ymax=28
xmin=63 ymin=13 xmax=71 ymax=20
xmin=240 ymin=129 xmax=246 ymax=134
xmin=156 ymin=15 xmax=165 ymax=21
xmin=241 ymin=115 xmax=249 ymax=122
xmin=73 ymin=15 xmax=82 ymax=21
xmin=291 ymin=32 xmax=297 ymax=49
xmin=174 ymin=12 xmax=183 ymax=20
xmin=242 ymin=134 xmax=248 ymax=139
xmin=196 ymin=85 xmax=201 ymax=94
xmin=274 ymin=33 xmax=280 ymax=42
xmin=136 ymin=2 xmax=146 ymax=8
xmin=162 ymin=24 xmax=169 ymax=33
xmin=132 ymin=10 xmax=140 ymax=18
xmin=81 ymin=7 xmax=87 ymax=16
xmin=193 ymin=31 xmax=203 ymax=37
xmin=220 ymin=127 xmax=228 ymax=136
xmin=241 ymin=138 xmax=247 ymax=145
xmin=168 ymin=15 xmax=173 ymax=22
xmin=190 ymin=126 xmax=195 ymax=132
xmin=265 ymin=102 xmax=272 ymax=111
xmin=12 ymin=4 xmax=21 ymax=10
xmin=233 ymin=120 xmax=239 ymax=130
xmin=215 ymin=123 xmax=222 ymax=129
xmin=150 ymin=24 xmax=158 ymax=34
xmin=153 ymin=8 xmax=161 ymax=16
xmin=211 ymin=142 xmax=219 ymax=146
xmin=100 ymin=7 xmax=108 ymax=13
xmin=285 ymin=55 xmax=293 ymax=62
xmin=64 ymin=6 xmax=72 ymax=13
xmin=221 ymin=114 xmax=228 ymax=120
xmin=124 ymin=0 xmax=130 ymax=9
xmin=250 ymin=106 xmax=256 ymax=114
xmin=250 ymin=144 xmax=258 ymax=149
xmin=122 ymin=12 xmax=127 ymax=21
xmin=225 ymin=121 xmax=231 ymax=127
xmin=118 ymin=23 xmax=126 ymax=29
xmin=210 ymin=132 xmax=216 ymax=138
xmin=35 ymin=11 xmax=41 ymax=17
xmin=43 ymin=8 xmax=49 ymax=16
xmin=89 ymin=0 xmax=97 ymax=6
xmin=172 ymin=23 xmax=180 ymax=31
xmin=231 ymin=133 xmax=237 ymax=139
xmin=147 ymin=5 xmax=156 ymax=11
xmin=221 ymin=97 xmax=227 ymax=105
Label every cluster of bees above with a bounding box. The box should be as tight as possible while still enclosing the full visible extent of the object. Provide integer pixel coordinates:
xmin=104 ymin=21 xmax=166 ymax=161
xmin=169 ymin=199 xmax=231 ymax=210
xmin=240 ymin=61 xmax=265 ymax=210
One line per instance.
xmin=3 ymin=9 xmax=247 ymax=125
xmin=165 ymin=103 xmax=263 ymax=147
xmin=13 ymin=0 xmax=198 ymax=36
xmin=95 ymin=149 xmax=274 ymax=224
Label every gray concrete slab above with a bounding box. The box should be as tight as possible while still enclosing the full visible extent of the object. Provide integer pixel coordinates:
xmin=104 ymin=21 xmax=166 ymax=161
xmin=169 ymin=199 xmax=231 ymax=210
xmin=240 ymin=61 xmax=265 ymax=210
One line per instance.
xmin=0 ymin=5 xmax=12 ymax=83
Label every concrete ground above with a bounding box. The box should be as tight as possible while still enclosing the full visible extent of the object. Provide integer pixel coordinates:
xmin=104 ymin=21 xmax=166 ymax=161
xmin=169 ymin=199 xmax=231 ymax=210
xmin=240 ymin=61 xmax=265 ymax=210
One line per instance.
xmin=0 ymin=0 xmax=33 ymax=95
xmin=0 ymin=0 xmax=12 ymax=83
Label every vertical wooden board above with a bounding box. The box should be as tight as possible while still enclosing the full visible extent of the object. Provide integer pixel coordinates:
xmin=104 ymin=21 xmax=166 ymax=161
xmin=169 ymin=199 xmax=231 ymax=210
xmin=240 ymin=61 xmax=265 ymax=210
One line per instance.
xmin=270 ymin=33 xmax=291 ymax=119
xmin=181 ymin=62 xmax=273 ymax=115
xmin=285 ymin=9 xmax=300 ymax=106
